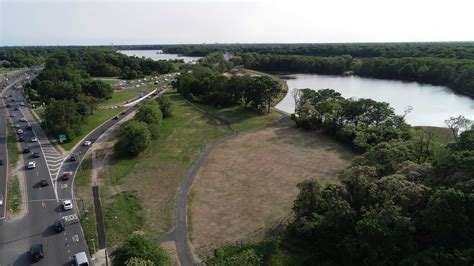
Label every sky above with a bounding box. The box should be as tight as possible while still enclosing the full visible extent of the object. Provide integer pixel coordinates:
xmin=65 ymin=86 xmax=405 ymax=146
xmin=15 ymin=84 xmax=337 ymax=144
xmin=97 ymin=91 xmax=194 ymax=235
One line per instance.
xmin=1 ymin=0 xmax=474 ymax=46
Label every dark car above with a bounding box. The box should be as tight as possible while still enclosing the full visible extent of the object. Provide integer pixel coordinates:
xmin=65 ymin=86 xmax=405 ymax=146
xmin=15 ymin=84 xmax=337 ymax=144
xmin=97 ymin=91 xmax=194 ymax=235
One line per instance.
xmin=0 ymin=159 xmax=3 ymax=166
xmin=54 ymin=219 xmax=65 ymax=232
xmin=26 ymin=125 xmax=32 ymax=130
xmin=32 ymin=152 xmax=40 ymax=158
xmin=23 ymin=148 xmax=30 ymax=154
xmin=121 ymin=111 xmax=126 ymax=115
xmin=69 ymin=155 xmax=76 ymax=162
xmin=18 ymin=136 xmax=24 ymax=142
xmin=30 ymin=244 xmax=44 ymax=262
xmin=39 ymin=179 xmax=48 ymax=187
xmin=113 ymin=116 xmax=119 ymax=120
xmin=6 ymin=103 xmax=10 ymax=107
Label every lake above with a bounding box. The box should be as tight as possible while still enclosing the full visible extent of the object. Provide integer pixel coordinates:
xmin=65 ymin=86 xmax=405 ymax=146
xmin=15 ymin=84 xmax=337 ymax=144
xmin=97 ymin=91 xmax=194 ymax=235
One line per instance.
xmin=275 ymin=74 xmax=474 ymax=127
xmin=118 ymin=49 xmax=201 ymax=63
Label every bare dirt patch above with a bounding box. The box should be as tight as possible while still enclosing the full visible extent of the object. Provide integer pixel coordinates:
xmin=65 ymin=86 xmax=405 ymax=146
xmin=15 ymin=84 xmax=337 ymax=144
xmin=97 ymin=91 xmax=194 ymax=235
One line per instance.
xmin=190 ymin=123 xmax=353 ymax=257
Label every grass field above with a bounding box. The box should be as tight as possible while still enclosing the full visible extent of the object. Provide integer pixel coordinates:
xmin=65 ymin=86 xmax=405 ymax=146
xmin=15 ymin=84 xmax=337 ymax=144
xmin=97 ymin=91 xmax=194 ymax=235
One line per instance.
xmin=100 ymin=91 xmax=232 ymax=247
xmin=73 ymin=155 xmax=99 ymax=253
xmin=7 ymin=177 xmax=21 ymax=214
xmin=6 ymin=120 xmax=20 ymax=167
xmin=60 ymin=107 xmax=125 ymax=151
xmin=415 ymin=126 xmax=454 ymax=145
xmin=98 ymin=91 xmax=141 ymax=107
xmin=189 ymin=122 xmax=354 ymax=258
xmin=193 ymin=103 xmax=282 ymax=132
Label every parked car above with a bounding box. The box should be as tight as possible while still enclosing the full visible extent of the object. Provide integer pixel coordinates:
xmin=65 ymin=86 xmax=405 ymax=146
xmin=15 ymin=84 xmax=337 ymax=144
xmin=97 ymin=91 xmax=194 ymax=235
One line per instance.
xmin=83 ymin=140 xmax=92 ymax=146
xmin=39 ymin=179 xmax=48 ymax=187
xmin=54 ymin=219 xmax=65 ymax=232
xmin=62 ymin=200 xmax=73 ymax=211
xmin=73 ymin=252 xmax=89 ymax=266
xmin=30 ymin=244 xmax=44 ymax=262
xmin=27 ymin=161 xmax=36 ymax=169
xmin=62 ymin=171 xmax=73 ymax=181
xmin=23 ymin=148 xmax=30 ymax=154
xmin=33 ymin=152 xmax=40 ymax=158
xmin=18 ymin=136 xmax=24 ymax=142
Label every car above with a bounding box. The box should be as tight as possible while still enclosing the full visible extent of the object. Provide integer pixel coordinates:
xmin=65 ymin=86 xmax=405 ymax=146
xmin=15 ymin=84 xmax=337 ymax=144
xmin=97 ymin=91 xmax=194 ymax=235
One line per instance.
xmin=39 ymin=179 xmax=48 ymax=187
xmin=6 ymin=103 xmax=10 ymax=107
xmin=0 ymin=159 xmax=3 ymax=165
xmin=26 ymin=125 xmax=32 ymax=130
xmin=0 ymin=194 xmax=3 ymax=206
xmin=23 ymin=148 xmax=30 ymax=154
xmin=62 ymin=171 xmax=73 ymax=181
xmin=20 ymin=117 xmax=27 ymax=122
xmin=27 ymin=161 xmax=36 ymax=169
xmin=8 ymin=94 xmax=12 ymax=97
xmin=83 ymin=140 xmax=92 ymax=146
xmin=17 ymin=129 xmax=23 ymax=134
xmin=113 ymin=116 xmax=119 ymax=120
xmin=30 ymin=244 xmax=44 ymax=262
xmin=69 ymin=155 xmax=77 ymax=162
xmin=14 ymin=123 xmax=19 ymax=128
xmin=10 ymin=99 xmax=15 ymax=102
xmin=62 ymin=200 xmax=73 ymax=211
xmin=54 ymin=219 xmax=65 ymax=232
xmin=32 ymin=152 xmax=40 ymax=158
xmin=18 ymin=136 xmax=24 ymax=142
xmin=19 ymin=102 xmax=25 ymax=106
xmin=10 ymin=113 xmax=15 ymax=117
xmin=121 ymin=111 xmax=126 ymax=115
xmin=31 ymin=136 xmax=38 ymax=142
xmin=73 ymin=252 xmax=89 ymax=266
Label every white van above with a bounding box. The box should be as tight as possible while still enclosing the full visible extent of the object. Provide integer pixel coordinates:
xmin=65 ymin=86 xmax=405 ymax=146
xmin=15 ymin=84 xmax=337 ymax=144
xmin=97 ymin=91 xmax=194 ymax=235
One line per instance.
xmin=73 ymin=252 xmax=89 ymax=266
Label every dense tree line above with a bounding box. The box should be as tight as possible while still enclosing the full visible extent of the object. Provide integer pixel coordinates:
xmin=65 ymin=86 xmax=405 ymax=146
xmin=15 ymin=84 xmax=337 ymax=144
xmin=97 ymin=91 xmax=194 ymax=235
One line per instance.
xmin=236 ymin=53 xmax=474 ymax=96
xmin=208 ymin=94 xmax=474 ymax=265
xmin=114 ymin=42 xmax=474 ymax=60
xmin=293 ymin=89 xmax=410 ymax=151
xmin=112 ymin=233 xmax=171 ymax=265
xmin=174 ymin=66 xmax=282 ymax=113
xmin=1 ymin=47 xmax=174 ymax=79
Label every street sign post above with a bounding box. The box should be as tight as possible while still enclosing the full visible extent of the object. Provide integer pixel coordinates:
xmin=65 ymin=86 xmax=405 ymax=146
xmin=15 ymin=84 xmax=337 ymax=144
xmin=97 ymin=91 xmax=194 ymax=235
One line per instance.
xmin=59 ymin=134 xmax=66 ymax=143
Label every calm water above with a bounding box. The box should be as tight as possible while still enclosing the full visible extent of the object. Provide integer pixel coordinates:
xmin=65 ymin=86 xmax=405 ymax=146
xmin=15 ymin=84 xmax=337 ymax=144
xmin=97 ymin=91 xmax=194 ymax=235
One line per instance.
xmin=276 ymin=74 xmax=474 ymax=127
xmin=118 ymin=49 xmax=201 ymax=63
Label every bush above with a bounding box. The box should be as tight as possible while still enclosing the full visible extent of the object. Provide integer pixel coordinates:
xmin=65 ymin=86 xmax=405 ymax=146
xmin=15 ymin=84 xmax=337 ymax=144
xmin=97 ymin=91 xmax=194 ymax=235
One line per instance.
xmin=156 ymin=96 xmax=174 ymax=118
xmin=112 ymin=233 xmax=171 ymax=266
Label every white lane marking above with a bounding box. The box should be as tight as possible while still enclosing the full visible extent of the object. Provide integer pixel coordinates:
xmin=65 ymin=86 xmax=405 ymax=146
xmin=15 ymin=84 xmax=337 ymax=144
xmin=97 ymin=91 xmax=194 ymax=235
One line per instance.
xmin=63 ymin=213 xmax=78 ymax=222
xmin=72 ymin=235 xmax=79 ymax=242
xmin=18 ymin=106 xmax=58 ymax=199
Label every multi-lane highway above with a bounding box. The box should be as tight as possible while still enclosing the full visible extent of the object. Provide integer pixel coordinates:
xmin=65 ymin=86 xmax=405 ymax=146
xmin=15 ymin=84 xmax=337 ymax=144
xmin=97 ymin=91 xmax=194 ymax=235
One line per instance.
xmin=0 ymin=68 xmax=174 ymax=265
xmin=0 ymin=69 xmax=92 ymax=265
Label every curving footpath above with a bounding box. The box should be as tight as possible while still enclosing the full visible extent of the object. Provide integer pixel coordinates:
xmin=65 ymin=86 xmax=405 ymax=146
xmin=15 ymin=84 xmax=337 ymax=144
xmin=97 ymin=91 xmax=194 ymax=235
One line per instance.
xmin=163 ymin=102 xmax=288 ymax=266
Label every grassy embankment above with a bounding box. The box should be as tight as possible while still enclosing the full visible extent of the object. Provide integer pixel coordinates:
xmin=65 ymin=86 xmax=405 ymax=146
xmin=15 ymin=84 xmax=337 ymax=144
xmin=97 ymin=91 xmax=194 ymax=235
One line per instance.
xmin=60 ymin=107 xmax=126 ymax=151
xmin=6 ymin=120 xmax=22 ymax=214
xmin=99 ymin=90 xmax=282 ymax=248
xmin=74 ymin=155 xmax=100 ymax=254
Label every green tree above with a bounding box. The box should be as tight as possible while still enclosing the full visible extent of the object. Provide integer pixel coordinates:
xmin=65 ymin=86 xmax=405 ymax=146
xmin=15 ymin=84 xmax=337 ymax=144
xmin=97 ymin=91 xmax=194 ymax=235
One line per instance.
xmin=125 ymin=257 xmax=155 ymax=266
xmin=135 ymin=101 xmax=163 ymax=139
xmin=42 ymin=99 xmax=83 ymax=139
xmin=112 ymin=234 xmax=171 ymax=266
xmin=115 ymin=121 xmax=152 ymax=156
xmin=156 ymin=95 xmax=174 ymax=118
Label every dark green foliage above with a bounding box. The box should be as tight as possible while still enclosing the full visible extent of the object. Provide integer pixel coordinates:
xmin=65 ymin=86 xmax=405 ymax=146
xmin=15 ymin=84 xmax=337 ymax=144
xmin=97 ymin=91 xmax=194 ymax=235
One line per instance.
xmin=115 ymin=120 xmax=152 ymax=156
xmin=135 ymin=101 xmax=163 ymax=139
xmin=293 ymin=88 xmax=409 ymax=151
xmin=174 ymin=66 xmax=282 ymax=113
xmin=83 ymin=80 xmax=113 ymax=99
xmin=112 ymin=233 xmax=171 ymax=266
xmin=156 ymin=95 xmax=174 ymax=118
xmin=41 ymin=99 xmax=84 ymax=139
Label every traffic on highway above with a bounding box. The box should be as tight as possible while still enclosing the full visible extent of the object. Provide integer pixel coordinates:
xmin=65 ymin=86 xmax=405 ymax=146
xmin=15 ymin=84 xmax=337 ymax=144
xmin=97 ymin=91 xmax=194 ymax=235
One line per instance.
xmin=0 ymin=68 xmax=90 ymax=265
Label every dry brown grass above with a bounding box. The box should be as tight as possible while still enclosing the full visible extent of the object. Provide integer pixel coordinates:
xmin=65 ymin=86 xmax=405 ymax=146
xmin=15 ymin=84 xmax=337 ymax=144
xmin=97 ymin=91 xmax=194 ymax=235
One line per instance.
xmin=189 ymin=123 xmax=353 ymax=258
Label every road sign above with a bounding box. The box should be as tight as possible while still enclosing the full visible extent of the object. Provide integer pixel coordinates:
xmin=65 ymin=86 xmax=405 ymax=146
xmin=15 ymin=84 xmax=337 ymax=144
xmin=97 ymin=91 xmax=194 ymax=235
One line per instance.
xmin=59 ymin=133 xmax=67 ymax=143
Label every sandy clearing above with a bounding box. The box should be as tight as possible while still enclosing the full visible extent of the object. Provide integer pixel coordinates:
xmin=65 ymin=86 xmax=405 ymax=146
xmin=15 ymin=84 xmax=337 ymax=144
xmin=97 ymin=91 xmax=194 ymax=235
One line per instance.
xmin=190 ymin=124 xmax=353 ymax=257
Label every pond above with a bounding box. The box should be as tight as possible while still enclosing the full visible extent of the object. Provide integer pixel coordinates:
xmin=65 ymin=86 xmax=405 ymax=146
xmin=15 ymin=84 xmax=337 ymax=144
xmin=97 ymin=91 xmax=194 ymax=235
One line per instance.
xmin=118 ymin=49 xmax=201 ymax=63
xmin=275 ymin=73 xmax=474 ymax=127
